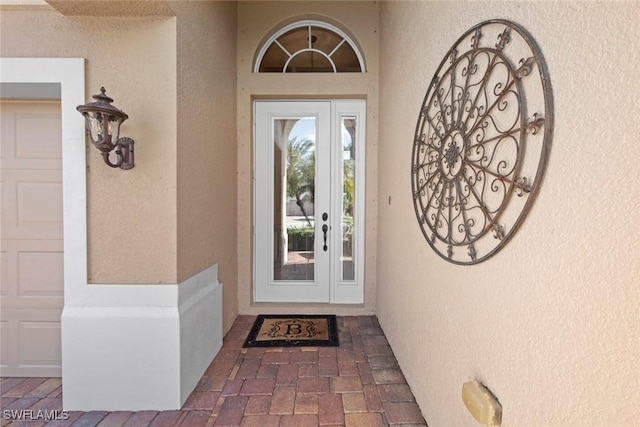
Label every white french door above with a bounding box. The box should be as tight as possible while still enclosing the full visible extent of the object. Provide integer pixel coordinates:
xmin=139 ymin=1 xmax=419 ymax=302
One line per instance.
xmin=254 ymin=100 xmax=365 ymax=303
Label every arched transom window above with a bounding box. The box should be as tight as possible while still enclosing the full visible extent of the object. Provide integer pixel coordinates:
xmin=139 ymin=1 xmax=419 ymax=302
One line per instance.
xmin=255 ymin=20 xmax=365 ymax=73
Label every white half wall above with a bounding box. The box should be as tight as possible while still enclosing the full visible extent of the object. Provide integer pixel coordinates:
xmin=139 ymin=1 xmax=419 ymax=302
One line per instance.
xmin=61 ymin=264 xmax=223 ymax=411
xmin=179 ymin=265 xmax=223 ymax=404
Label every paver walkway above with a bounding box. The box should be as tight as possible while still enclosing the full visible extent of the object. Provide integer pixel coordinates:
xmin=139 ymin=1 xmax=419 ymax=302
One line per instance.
xmin=1 ymin=315 xmax=427 ymax=426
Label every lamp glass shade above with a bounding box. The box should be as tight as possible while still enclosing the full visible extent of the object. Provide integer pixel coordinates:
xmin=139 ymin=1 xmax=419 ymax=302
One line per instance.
xmin=86 ymin=111 xmax=106 ymax=143
xmin=85 ymin=112 xmax=124 ymax=146
xmin=107 ymin=114 xmax=123 ymax=143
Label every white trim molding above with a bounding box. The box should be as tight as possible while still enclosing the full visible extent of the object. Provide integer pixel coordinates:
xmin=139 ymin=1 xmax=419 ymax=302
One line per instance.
xmin=62 ymin=264 xmax=223 ymax=411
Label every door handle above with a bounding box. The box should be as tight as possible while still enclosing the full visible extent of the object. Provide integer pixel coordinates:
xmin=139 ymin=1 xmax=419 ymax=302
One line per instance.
xmin=322 ymin=224 xmax=328 ymax=252
xmin=321 ymin=212 xmax=329 ymax=251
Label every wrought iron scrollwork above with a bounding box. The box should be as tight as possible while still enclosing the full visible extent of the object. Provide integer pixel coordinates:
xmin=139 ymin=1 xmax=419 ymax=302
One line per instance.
xmin=411 ymin=19 xmax=553 ymax=265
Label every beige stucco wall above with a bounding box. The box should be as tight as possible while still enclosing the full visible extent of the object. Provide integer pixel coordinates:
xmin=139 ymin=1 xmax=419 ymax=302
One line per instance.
xmin=0 ymin=6 xmax=178 ymax=284
xmin=171 ymin=1 xmax=238 ymax=331
xmin=236 ymin=1 xmax=380 ymax=315
xmin=1 ymin=3 xmax=239 ymax=333
xmin=378 ymin=1 xmax=640 ymax=425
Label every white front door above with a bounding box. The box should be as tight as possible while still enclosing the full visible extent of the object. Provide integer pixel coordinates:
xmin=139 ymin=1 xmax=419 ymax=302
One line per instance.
xmin=1 ymin=100 xmax=63 ymax=376
xmin=254 ymin=100 xmax=365 ymax=303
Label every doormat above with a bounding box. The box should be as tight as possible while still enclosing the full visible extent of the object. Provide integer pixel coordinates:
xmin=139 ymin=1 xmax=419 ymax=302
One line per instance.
xmin=243 ymin=315 xmax=339 ymax=348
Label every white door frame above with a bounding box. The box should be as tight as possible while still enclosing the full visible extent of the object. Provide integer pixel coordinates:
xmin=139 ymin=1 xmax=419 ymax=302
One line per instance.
xmin=253 ymin=99 xmax=366 ymax=304
xmin=0 ymin=59 xmax=87 ymax=294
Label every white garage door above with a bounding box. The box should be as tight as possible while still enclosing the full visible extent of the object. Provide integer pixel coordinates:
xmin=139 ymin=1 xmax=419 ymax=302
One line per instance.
xmin=1 ymin=100 xmax=63 ymax=377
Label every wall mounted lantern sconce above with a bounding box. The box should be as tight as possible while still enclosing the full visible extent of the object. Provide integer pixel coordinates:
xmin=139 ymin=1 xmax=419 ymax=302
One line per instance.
xmin=77 ymin=87 xmax=135 ymax=170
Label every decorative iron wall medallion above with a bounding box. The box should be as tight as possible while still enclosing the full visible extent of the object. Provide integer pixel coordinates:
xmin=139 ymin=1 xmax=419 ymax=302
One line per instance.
xmin=411 ymin=20 xmax=553 ymax=264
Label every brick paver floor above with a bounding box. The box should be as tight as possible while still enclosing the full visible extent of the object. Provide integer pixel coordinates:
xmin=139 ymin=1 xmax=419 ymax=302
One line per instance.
xmin=1 ymin=315 xmax=427 ymax=426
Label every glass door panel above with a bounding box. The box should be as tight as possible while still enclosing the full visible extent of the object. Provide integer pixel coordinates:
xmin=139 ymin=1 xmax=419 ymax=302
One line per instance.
xmin=255 ymin=101 xmax=330 ymax=303
xmin=341 ymin=117 xmax=356 ymax=281
xmin=273 ymin=118 xmax=316 ymax=282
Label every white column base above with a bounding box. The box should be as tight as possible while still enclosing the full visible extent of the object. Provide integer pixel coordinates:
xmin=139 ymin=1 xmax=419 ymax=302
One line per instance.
xmin=61 ymin=264 xmax=222 ymax=411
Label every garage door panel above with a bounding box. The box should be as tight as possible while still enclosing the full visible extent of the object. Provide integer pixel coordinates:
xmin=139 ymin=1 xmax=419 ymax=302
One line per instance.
xmin=1 ymin=240 xmax=63 ymax=301
xmin=0 ymin=321 xmax=14 ymax=371
xmin=18 ymin=251 xmax=63 ymax=297
xmin=1 ymin=170 xmax=63 ymax=240
xmin=19 ymin=319 xmax=62 ymax=367
xmin=15 ymin=111 xmax=62 ymax=159
xmin=1 ymin=100 xmax=62 ymax=377
xmin=0 ymin=296 xmax=63 ymax=310
xmin=0 ymin=310 xmax=62 ymax=377
xmin=18 ymin=181 xmax=63 ymax=224
xmin=1 ymin=101 xmax=61 ymax=170
xmin=0 ymin=251 xmax=8 ymax=296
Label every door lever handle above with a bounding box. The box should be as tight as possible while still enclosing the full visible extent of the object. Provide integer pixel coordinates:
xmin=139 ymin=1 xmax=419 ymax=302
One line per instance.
xmin=322 ymin=224 xmax=328 ymax=251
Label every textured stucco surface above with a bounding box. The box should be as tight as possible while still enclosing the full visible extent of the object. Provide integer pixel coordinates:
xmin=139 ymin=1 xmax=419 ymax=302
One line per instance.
xmin=0 ymin=8 xmax=179 ymax=284
xmin=377 ymin=1 xmax=640 ymax=425
xmin=236 ymin=1 xmax=380 ymax=315
xmin=172 ymin=1 xmax=238 ymax=332
xmin=1 ymin=2 xmax=239 ymax=320
xmin=47 ymin=0 xmax=175 ymax=17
